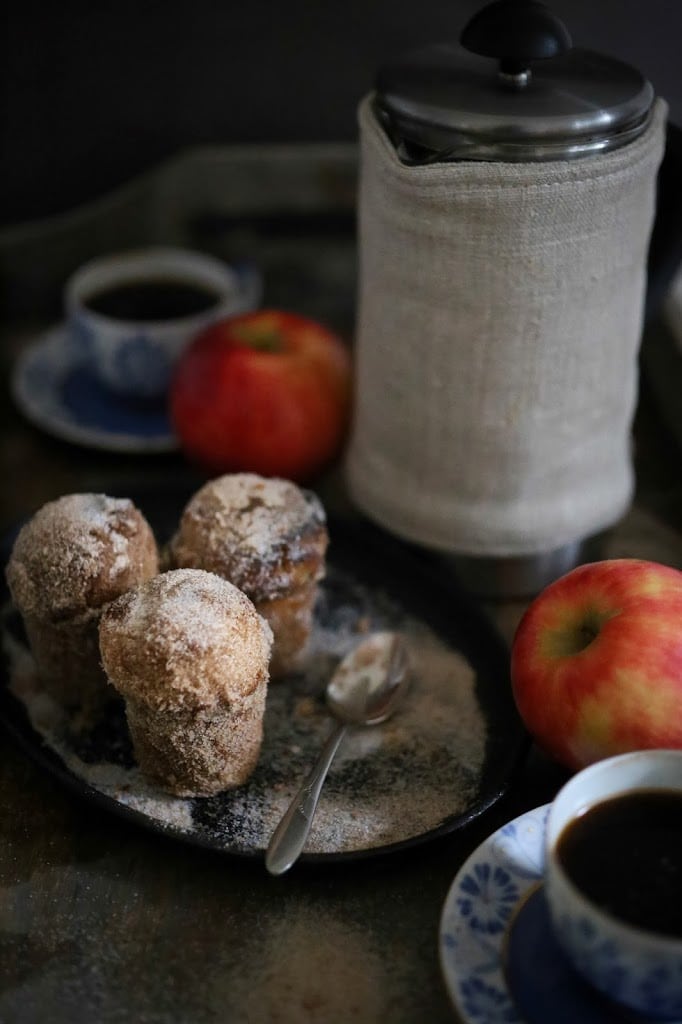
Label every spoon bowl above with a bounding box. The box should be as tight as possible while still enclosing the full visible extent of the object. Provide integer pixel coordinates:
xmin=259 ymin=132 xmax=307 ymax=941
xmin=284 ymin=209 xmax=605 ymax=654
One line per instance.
xmin=326 ymin=630 xmax=411 ymax=725
xmin=265 ymin=631 xmax=411 ymax=876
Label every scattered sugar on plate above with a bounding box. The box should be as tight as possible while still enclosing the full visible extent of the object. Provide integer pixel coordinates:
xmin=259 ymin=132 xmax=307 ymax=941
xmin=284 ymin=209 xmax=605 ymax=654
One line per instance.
xmin=1 ymin=563 xmax=491 ymax=856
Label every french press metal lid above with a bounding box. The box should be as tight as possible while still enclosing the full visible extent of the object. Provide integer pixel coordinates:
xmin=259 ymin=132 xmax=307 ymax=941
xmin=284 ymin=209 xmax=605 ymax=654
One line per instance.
xmin=375 ymin=0 xmax=655 ymax=163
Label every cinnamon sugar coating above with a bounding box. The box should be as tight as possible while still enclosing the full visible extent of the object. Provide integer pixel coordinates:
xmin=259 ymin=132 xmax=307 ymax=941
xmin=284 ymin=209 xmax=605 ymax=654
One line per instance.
xmin=169 ymin=473 xmax=328 ymax=602
xmin=99 ymin=569 xmax=273 ymax=710
xmin=169 ymin=474 xmax=328 ymax=677
xmin=99 ymin=568 xmax=273 ymax=796
xmin=6 ymin=493 xmax=159 ymax=622
xmin=124 ymin=697 xmax=266 ymax=797
xmin=5 ymin=493 xmax=159 ymax=707
xmin=255 ymin=584 xmax=318 ymax=679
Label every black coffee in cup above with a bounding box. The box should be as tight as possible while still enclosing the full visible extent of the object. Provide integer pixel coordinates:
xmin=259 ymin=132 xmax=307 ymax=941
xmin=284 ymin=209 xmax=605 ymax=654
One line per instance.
xmin=83 ymin=277 xmax=221 ymax=322
xmin=556 ymin=788 xmax=682 ymax=937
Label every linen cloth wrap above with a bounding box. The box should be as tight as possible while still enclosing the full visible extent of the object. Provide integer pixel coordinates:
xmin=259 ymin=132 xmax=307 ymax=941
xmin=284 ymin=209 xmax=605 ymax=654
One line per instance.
xmin=347 ymin=95 xmax=667 ymax=558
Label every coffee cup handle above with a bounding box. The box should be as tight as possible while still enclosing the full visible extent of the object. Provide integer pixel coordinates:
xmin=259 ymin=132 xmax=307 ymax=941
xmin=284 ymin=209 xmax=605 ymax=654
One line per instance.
xmin=231 ymin=260 xmax=263 ymax=313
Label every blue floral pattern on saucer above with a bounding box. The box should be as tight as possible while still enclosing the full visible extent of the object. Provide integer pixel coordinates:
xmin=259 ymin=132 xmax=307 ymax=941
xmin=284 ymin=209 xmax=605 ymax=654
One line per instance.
xmin=439 ymin=806 xmax=677 ymax=1024
xmin=108 ymin=331 xmax=174 ymax=396
xmin=10 ymin=326 xmax=177 ymax=454
xmin=439 ymin=804 xmax=549 ymax=1024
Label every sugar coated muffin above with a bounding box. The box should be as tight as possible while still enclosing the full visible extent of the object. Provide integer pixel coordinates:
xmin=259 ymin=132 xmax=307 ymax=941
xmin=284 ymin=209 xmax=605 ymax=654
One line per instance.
xmin=5 ymin=493 xmax=159 ymax=708
xmin=169 ymin=473 xmax=328 ymax=677
xmin=98 ymin=568 xmax=273 ymax=796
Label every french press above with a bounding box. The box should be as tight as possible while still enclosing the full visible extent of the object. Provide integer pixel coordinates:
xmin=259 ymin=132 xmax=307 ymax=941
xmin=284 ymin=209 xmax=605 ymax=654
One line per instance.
xmin=346 ymin=0 xmax=667 ymax=596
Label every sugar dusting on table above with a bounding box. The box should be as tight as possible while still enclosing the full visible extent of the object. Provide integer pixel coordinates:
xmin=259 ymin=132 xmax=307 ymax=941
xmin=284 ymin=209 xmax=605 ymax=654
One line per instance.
xmin=2 ymin=566 xmax=488 ymax=855
xmin=225 ymin=906 xmax=397 ymax=1022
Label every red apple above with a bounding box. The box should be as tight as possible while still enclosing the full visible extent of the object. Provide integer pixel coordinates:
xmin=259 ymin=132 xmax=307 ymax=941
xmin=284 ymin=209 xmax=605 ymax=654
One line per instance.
xmin=511 ymin=558 xmax=682 ymax=770
xmin=170 ymin=309 xmax=352 ymax=482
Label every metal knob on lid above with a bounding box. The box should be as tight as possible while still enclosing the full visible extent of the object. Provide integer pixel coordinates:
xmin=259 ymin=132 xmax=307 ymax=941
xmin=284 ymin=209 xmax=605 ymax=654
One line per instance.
xmin=375 ymin=0 xmax=654 ymax=163
xmin=461 ymin=0 xmax=572 ymax=80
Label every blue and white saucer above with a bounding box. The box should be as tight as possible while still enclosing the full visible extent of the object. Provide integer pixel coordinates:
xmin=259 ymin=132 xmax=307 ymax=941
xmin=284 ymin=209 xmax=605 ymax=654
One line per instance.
xmin=11 ymin=327 xmax=178 ymax=454
xmin=439 ymin=805 xmax=671 ymax=1024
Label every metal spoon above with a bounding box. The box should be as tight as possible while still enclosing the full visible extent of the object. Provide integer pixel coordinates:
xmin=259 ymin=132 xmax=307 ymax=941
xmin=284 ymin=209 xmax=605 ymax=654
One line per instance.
xmin=265 ymin=631 xmax=411 ymax=876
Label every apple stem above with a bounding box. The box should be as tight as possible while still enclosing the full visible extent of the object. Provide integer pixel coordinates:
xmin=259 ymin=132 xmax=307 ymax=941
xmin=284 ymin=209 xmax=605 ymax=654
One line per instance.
xmin=232 ymin=324 xmax=283 ymax=352
xmin=576 ymin=622 xmax=600 ymax=650
xmin=545 ymin=610 xmax=612 ymax=658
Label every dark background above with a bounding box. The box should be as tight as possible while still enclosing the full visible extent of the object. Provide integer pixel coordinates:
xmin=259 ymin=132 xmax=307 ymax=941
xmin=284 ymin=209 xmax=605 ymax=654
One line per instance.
xmin=3 ymin=0 xmax=682 ymax=228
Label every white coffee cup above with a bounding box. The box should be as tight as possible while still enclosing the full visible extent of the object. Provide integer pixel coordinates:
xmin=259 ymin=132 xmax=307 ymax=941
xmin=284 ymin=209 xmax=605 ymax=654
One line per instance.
xmin=65 ymin=247 xmax=261 ymax=399
xmin=545 ymin=749 xmax=682 ymax=1018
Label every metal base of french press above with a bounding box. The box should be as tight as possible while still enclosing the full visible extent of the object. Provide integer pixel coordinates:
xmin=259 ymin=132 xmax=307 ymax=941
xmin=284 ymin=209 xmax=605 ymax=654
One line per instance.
xmin=440 ymin=532 xmax=607 ymax=601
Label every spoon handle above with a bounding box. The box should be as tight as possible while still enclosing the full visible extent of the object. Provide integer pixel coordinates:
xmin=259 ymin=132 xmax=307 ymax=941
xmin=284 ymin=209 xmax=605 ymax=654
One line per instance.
xmin=265 ymin=722 xmax=347 ymax=876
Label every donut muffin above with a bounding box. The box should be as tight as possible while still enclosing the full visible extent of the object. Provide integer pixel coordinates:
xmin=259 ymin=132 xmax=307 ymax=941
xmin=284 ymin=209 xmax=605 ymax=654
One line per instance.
xmin=5 ymin=493 xmax=159 ymax=709
xmin=169 ymin=474 xmax=328 ymax=677
xmin=99 ymin=568 xmax=273 ymax=796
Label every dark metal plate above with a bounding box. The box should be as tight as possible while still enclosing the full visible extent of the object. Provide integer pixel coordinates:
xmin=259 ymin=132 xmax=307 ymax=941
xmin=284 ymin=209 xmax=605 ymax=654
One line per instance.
xmin=0 ymin=484 xmax=528 ymax=864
